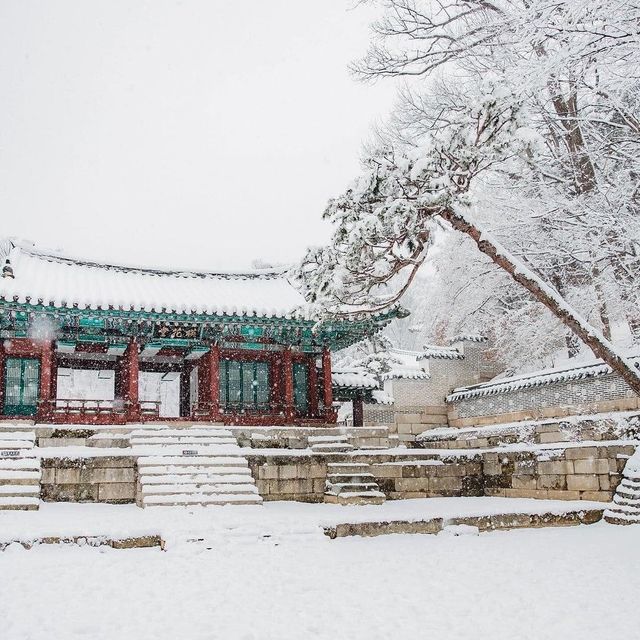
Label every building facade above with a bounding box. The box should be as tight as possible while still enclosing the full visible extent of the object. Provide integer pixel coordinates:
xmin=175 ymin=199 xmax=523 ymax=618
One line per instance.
xmin=0 ymin=239 xmax=396 ymax=426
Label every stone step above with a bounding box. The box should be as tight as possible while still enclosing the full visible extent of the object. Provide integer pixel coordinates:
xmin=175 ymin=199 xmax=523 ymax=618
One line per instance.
xmin=0 ymin=496 xmax=39 ymax=510
xmin=130 ymin=429 xmax=233 ymax=438
xmin=139 ymin=470 xmax=253 ymax=483
xmin=308 ymin=435 xmax=349 ymax=444
xmin=0 ymin=457 xmax=40 ymax=470
xmin=0 ymin=440 xmax=34 ymax=449
xmin=87 ymin=437 xmax=131 ymax=448
xmin=141 ymin=483 xmax=259 ymax=496
xmin=327 ymin=473 xmax=375 ymax=484
xmin=138 ymin=456 xmax=247 ymax=467
xmin=311 ymin=443 xmax=354 ymax=453
xmin=0 ymin=484 xmax=40 ymax=496
xmin=143 ymin=493 xmax=263 ymax=506
xmin=327 ymin=462 xmax=369 ymax=470
xmin=325 ymin=491 xmax=386 ymax=506
xmin=130 ymin=436 xmax=238 ymax=445
xmin=613 ymin=495 xmax=640 ymax=507
xmin=136 ymin=425 xmax=261 ymax=508
xmin=0 ymin=470 xmax=41 ymax=484
xmin=326 ymin=482 xmax=380 ymax=494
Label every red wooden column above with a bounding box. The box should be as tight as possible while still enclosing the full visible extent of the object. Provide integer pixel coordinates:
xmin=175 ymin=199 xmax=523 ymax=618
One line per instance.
xmin=124 ymin=338 xmax=140 ymax=422
xmin=209 ymin=344 xmax=220 ymax=419
xmin=321 ymin=347 xmax=333 ymax=409
xmin=37 ymin=340 xmax=54 ymax=422
xmin=308 ymin=354 xmax=319 ymax=418
xmin=0 ymin=340 xmax=5 ymax=414
xmin=352 ymin=393 xmax=364 ymax=427
xmin=283 ymin=348 xmax=294 ymax=422
xmin=198 ymin=344 xmax=220 ymax=420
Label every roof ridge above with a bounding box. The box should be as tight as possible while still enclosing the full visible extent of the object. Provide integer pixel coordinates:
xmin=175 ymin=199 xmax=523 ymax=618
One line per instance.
xmin=19 ymin=244 xmax=289 ymax=281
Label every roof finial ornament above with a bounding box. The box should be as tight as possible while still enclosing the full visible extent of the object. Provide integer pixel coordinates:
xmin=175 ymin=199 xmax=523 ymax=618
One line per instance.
xmin=2 ymin=258 xmax=14 ymax=279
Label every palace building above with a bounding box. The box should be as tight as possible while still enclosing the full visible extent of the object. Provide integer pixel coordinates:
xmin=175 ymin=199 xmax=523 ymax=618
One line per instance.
xmin=0 ymin=239 xmax=398 ymax=427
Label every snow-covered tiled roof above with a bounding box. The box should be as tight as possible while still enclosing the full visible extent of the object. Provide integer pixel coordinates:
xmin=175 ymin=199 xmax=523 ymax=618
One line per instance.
xmin=448 ymin=354 xmax=640 ymax=401
xmin=0 ymin=240 xmax=308 ymax=319
xmin=331 ymin=368 xmax=379 ymax=390
xmin=418 ymin=345 xmax=464 ymax=360
xmin=381 ymin=348 xmax=430 ymax=380
xmin=448 ymin=333 xmax=487 ymax=344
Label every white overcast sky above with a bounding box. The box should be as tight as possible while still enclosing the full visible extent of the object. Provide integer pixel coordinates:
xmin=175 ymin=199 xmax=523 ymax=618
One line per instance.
xmin=0 ymin=1 xmax=397 ymax=270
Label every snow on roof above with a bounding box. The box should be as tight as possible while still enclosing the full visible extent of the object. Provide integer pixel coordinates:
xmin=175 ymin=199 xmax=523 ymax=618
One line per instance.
xmin=0 ymin=240 xmax=308 ymax=319
xmin=448 ymin=333 xmax=487 ymax=344
xmin=382 ymin=348 xmax=430 ymax=380
xmin=371 ymin=389 xmax=394 ymax=405
xmin=418 ymin=345 xmax=464 ymax=360
xmin=448 ymin=353 xmax=640 ymax=401
xmin=331 ymin=368 xmax=379 ymax=390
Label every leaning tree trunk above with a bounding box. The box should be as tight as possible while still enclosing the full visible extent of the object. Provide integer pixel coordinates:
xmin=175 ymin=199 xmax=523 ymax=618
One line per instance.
xmin=436 ymin=206 xmax=640 ymax=396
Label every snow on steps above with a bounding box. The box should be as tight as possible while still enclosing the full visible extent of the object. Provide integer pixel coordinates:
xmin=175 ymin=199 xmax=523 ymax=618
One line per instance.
xmin=0 ymin=429 xmax=40 ymax=510
xmin=309 ymin=434 xmax=354 ymax=454
xmin=133 ymin=426 xmax=261 ymax=508
xmin=324 ymin=462 xmax=385 ymax=506
xmin=605 ymin=448 xmax=640 ymax=525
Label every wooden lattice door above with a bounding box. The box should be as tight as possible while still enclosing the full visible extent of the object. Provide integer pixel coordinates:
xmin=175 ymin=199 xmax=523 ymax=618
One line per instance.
xmin=4 ymin=357 xmax=40 ymax=416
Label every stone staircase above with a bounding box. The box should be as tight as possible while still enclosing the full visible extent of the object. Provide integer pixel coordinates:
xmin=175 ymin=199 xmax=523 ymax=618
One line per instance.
xmin=605 ymin=448 xmax=640 ymax=525
xmin=324 ymin=461 xmax=386 ymax=505
xmin=0 ymin=426 xmax=40 ymax=510
xmin=309 ymin=434 xmax=354 ymax=454
xmin=131 ymin=425 xmax=262 ymax=507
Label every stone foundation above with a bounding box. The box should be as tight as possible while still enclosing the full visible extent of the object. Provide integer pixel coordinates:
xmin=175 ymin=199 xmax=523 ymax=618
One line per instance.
xmin=41 ymin=456 xmax=136 ymax=503
xmin=247 ymin=455 xmax=327 ymax=502
xmin=364 ymin=405 xmax=449 ymax=444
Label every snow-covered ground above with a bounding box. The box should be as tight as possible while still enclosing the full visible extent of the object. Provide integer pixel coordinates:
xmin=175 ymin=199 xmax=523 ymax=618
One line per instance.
xmin=1 ymin=501 xmax=638 ymax=640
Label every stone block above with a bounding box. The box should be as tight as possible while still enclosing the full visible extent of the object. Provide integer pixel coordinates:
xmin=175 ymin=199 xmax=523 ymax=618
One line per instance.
xmin=598 ymin=475 xmax=611 ymax=490
xmin=56 ymin=468 xmax=80 ymax=484
xmin=259 ymin=465 xmax=279 ymax=480
xmin=40 ymin=467 xmax=55 ymax=484
xmin=514 ymin=460 xmax=537 ymax=474
xmin=278 ymin=479 xmax=314 ymax=494
xmin=504 ymin=488 xmax=546 ymax=499
xmin=573 ymin=459 xmax=609 ymax=475
xmin=42 ymin=483 xmax=99 ymax=502
xmin=39 ymin=437 xmax=87 ymax=447
xmin=371 ymin=464 xmax=403 ymax=479
xmin=278 ymin=465 xmax=299 ymax=480
xmin=255 ymin=480 xmax=270 ymax=495
xmin=538 ymin=431 xmax=571 ymax=444
xmin=308 ymin=464 xmax=326 ymax=479
xmin=389 ymin=491 xmax=425 ymax=500
xmin=567 ymin=475 xmax=599 ymax=491
xmin=396 ymin=478 xmax=430 ymax=492
xmin=88 ymin=467 xmax=135 ymax=484
xmin=98 ymin=483 xmax=135 ymax=502
xmin=484 ymin=488 xmax=506 ymax=497
xmin=435 ymin=464 xmax=467 ymax=478
xmin=545 ymin=490 xmax=581 ymax=501
xmin=83 ymin=456 xmax=135 ymax=468
xmin=565 ymin=447 xmax=599 ymax=460
xmin=580 ymin=491 xmax=613 ymax=502
xmin=483 ymin=462 xmax=502 ymax=476
xmin=429 ymin=476 xmax=462 ymax=492
xmin=538 ymin=460 xmax=574 ymax=475
xmin=512 ymin=475 xmax=537 ymax=490
xmin=537 ymin=474 xmax=566 ymax=490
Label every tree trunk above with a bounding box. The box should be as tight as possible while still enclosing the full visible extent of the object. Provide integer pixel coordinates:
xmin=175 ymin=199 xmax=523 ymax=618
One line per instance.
xmin=437 ymin=206 xmax=640 ymax=395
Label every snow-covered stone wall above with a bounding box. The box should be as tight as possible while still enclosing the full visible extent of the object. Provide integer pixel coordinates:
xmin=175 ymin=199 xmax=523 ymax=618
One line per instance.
xmin=449 ymin=371 xmax=639 ymax=428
